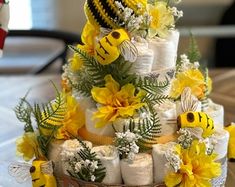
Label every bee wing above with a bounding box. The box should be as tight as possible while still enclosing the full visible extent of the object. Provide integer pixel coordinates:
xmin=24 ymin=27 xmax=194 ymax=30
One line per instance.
xmin=8 ymin=162 xmax=31 ymax=183
xmin=119 ymin=40 xmax=138 ymax=62
xmin=181 ymin=87 xmax=200 ymax=112
xmin=40 ymin=160 xmax=54 ymax=175
xmin=100 ymin=27 xmax=112 ymax=36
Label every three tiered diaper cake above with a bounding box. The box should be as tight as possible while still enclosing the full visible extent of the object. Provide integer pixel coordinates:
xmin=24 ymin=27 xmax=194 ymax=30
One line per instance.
xmin=11 ymin=0 xmax=235 ymax=187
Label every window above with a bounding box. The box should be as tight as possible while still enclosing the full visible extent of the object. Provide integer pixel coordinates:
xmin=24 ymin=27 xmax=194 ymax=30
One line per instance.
xmin=8 ymin=0 xmax=32 ymax=29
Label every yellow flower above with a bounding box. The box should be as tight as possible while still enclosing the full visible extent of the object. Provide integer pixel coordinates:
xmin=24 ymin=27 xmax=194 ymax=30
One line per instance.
xmin=41 ymin=93 xmax=85 ymax=140
xmin=79 ymin=21 xmax=99 ymax=55
xmin=69 ymin=21 xmax=99 ymax=72
xmin=59 ymin=94 xmax=85 ymax=139
xmin=69 ymin=53 xmax=84 ymax=72
xmin=170 ymin=69 xmax=212 ymax=100
xmin=165 ymin=140 xmax=221 ymax=187
xmin=16 ymin=132 xmax=44 ymax=161
xmin=91 ymin=75 xmax=146 ymax=128
xmin=147 ymin=2 xmax=174 ymax=38
xmin=225 ymin=124 xmax=235 ymax=159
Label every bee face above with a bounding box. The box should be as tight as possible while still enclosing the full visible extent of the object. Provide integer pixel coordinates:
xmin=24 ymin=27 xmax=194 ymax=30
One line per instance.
xmin=177 ymin=111 xmax=215 ymax=138
xmin=30 ymin=161 xmax=47 ymax=187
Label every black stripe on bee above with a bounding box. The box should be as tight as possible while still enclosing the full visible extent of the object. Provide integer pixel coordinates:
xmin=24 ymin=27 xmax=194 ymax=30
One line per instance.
xmin=95 ymin=50 xmax=105 ymax=60
xmin=206 ymin=114 xmax=210 ymax=128
xmin=198 ymin=113 xmax=202 ymax=122
xmin=86 ymin=0 xmax=110 ymax=28
xmin=105 ymin=37 xmax=113 ymax=46
xmin=98 ymin=41 xmax=109 ymax=54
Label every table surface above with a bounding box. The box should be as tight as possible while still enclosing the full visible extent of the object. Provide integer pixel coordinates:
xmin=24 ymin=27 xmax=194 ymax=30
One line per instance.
xmin=0 ymin=69 xmax=234 ymax=187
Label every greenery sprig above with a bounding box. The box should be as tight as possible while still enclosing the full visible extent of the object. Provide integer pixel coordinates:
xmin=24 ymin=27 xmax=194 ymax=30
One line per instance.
xmin=14 ymin=83 xmax=66 ymax=157
xmin=67 ymin=138 xmax=106 ymax=183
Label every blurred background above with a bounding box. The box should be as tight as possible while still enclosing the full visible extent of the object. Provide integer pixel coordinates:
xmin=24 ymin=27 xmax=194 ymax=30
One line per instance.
xmin=1 ymin=0 xmax=235 ymax=74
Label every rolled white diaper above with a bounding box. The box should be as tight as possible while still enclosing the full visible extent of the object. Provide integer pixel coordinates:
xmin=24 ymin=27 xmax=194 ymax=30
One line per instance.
xmin=152 ymin=142 xmax=176 ymax=184
xmin=92 ymin=145 xmax=122 ymax=184
xmin=130 ymin=40 xmax=154 ymax=74
xmin=120 ymin=153 xmax=153 ymax=185
xmin=85 ymin=108 xmax=115 ymax=136
xmin=154 ymin=100 xmax=177 ymax=136
xmin=213 ymin=129 xmax=229 ymax=160
xmin=149 ymin=38 xmax=176 ymax=71
xmin=204 ymin=99 xmax=224 ymax=129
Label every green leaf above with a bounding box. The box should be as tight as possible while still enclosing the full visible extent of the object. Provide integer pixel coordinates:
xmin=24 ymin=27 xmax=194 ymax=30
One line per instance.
xmin=14 ymin=92 xmax=34 ymax=133
xmin=33 ymin=85 xmax=66 ymax=130
xmin=187 ymin=33 xmax=201 ymax=62
xmin=128 ymin=104 xmax=162 ymax=150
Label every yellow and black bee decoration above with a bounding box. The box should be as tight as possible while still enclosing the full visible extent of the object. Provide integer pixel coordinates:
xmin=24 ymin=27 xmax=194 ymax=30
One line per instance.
xmin=30 ymin=160 xmax=57 ymax=187
xmin=84 ymin=0 xmax=147 ymax=29
xmin=177 ymin=111 xmax=215 ymax=138
xmin=9 ymin=160 xmax=57 ymax=187
xmin=95 ymin=28 xmax=138 ymax=65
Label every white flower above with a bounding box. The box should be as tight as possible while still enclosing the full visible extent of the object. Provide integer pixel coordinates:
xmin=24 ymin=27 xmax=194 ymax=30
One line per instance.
xmin=165 ymin=149 xmax=182 ymax=172
xmin=125 ymin=130 xmax=137 ymax=142
xmin=115 ymin=1 xmax=124 ymax=10
xmin=177 ymin=128 xmax=193 ymax=149
xmin=170 ymin=7 xmax=184 ymax=18
xmin=90 ymin=161 xmax=99 ymax=172
xmin=123 ymin=7 xmax=133 ymax=21
xmin=75 ymin=162 xmax=82 ymax=173
xmin=178 ymin=54 xmax=201 ymax=72
xmin=130 ymin=142 xmax=139 ymax=153
xmin=84 ymin=159 xmax=91 ymax=167
xmin=91 ymin=175 xmax=96 ymax=182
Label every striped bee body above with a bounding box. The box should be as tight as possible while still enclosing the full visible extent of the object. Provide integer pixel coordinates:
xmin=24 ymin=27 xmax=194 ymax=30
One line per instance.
xmin=177 ymin=111 xmax=215 ymax=138
xmin=95 ymin=29 xmax=137 ymax=65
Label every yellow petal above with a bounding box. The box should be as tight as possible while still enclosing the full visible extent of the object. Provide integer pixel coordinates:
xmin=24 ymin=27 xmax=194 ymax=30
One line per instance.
xmin=104 ymin=74 xmax=120 ymax=94
xmin=91 ymin=87 xmax=113 ymax=105
xmin=165 ymin=172 xmax=182 ymax=187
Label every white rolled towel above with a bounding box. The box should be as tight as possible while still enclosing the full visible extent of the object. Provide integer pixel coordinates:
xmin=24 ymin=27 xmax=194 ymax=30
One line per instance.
xmin=47 ymin=140 xmax=65 ymax=178
xmin=154 ymin=100 xmax=177 ymax=136
xmin=149 ymin=37 xmax=176 ymax=71
xmin=130 ymin=40 xmax=154 ymax=74
xmin=166 ymin=30 xmax=180 ymax=59
xmin=60 ymin=139 xmax=92 ymax=175
xmin=121 ymin=153 xmax=153 ymax=185
xmin=152 ymin=142 xmax=176 ymax=184
xmin=213 ymin=129 xmax=229 ymax=160
xmin=204 ymin=99 xmax=224 ymax=129
xmin=92 ymin=145 xmax=122 ymax=184
xmin=85 ymin=108 xmax=115 ymax=136
xmin=74 ymin=96 xmax=95 ymax=112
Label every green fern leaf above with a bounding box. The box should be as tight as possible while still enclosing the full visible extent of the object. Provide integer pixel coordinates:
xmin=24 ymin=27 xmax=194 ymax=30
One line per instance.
xmin=33 ymin=88 xmax=66 ymax=130
xmin=128 ymin=106 xmax=161 ymax=149
xmin=14 ymin=92 xmax=34 ymax=133
xmin=187 ymin=33 xmax=201 ymax=62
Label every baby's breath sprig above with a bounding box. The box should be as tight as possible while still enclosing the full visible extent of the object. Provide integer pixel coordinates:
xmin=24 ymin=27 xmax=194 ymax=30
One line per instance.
xmin=114 ymin=130 xmax=141 ymax=162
